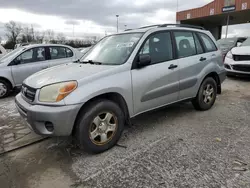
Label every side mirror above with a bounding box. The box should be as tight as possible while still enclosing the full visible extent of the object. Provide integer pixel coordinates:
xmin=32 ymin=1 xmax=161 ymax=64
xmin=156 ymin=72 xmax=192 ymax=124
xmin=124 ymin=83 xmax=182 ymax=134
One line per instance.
xmin=137 ymin=54 xmax=151 ymax=68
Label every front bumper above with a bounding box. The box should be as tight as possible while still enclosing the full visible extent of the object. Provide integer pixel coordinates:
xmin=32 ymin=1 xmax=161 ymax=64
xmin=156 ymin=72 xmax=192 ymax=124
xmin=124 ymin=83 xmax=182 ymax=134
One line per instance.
xmin=15 ymin=93 xmax=82 ymax=136
xmin=224 ymin=57 xmax=250 ymax=76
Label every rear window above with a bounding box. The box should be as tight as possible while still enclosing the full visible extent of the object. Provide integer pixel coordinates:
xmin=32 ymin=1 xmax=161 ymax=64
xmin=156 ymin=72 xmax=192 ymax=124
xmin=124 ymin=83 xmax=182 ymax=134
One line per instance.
xmin=198 ymin=33 xmax=217 ymax=52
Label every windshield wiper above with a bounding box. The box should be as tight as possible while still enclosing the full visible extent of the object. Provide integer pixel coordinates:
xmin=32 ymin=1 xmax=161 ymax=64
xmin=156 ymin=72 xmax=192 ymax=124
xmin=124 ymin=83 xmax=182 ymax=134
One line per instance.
xmin=80 ymin=60 xmax=103 ymax=65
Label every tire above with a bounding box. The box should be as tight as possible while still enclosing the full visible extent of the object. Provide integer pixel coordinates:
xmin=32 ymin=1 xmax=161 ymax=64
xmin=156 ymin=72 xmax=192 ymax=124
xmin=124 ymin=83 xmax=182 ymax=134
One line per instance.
xmin=75 ymin=99 xmax=125 ymax=154
xmin=0 ymin=79 xmax=11 ymax=99
xmin=192 ymin=77 xmax=217 ymax=111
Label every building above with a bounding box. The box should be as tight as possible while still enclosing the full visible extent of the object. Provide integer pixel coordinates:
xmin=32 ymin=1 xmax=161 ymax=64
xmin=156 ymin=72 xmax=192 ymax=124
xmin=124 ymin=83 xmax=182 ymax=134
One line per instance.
xmin=176 ymin=0 xmax=250 ymax=39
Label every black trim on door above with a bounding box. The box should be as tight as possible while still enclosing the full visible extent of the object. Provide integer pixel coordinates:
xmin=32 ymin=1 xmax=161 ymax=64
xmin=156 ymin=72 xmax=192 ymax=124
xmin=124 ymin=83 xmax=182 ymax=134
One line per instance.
xmin=45 ymin=47 xmax=51 ymax=60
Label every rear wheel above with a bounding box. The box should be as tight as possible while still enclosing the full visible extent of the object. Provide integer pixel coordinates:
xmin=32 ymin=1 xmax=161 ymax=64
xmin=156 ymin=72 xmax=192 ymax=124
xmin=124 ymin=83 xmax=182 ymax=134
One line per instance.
xmin=75 ymin=100 xmax=125 ymax=153
xmin=192 ymin=77 xmax=217 ymax=111
xmin=0 ymin=79 xmax=11 ymax=99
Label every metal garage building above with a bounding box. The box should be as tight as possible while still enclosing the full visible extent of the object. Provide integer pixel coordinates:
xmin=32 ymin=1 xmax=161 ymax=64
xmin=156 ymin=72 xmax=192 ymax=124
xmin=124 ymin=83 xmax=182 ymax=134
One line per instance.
xmin=177 ymin=0 xmax=250 ymax=39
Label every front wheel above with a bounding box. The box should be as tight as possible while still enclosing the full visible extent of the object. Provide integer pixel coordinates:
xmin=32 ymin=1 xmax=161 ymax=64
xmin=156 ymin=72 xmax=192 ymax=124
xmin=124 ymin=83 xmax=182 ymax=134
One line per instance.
xmin=192 ymin=77 xmax=217 ymax=111
xmin=0 ymin=79 xmax=11 ymax=99
xmin=75 ymin=100 xmax=125 ymax=153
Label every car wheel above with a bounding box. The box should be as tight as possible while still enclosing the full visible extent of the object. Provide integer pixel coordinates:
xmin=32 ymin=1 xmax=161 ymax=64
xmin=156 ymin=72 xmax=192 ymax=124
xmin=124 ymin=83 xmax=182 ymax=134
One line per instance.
xmin=192 ymin=77 xmax=217 ymax=111
xmin=0 ymin=79 xmax=11 ymax=99
xmin=75 ymin=99 xmax=125 ymax=153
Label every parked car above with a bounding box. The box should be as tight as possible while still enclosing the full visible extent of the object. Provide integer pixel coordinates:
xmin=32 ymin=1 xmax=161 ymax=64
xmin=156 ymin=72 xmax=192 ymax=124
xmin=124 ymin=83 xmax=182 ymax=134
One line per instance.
xmin=0 ymin=44 xmax=7 ymax=59
xmin=14 ymin=43 xmax=30 ymax=49
xmin=80 ymin=47 xmax=91 ymax=55
xmin=0 ymin=44 xmax=82 ymax=98
xmin=15 ymin=24 xmax=226 ymax=153
xmin=224 ymin=37 xmax=250 ymax=76
xmin=217 ymin=37 xmax=247 ymax=57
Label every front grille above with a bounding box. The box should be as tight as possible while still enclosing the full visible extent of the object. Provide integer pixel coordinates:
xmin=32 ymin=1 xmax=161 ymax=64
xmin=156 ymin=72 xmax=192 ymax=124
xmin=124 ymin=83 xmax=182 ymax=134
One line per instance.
xmin=21 ymin=85 xmax=36 ymax=102
xmin=232 ymin=65 xmax=250 ymax=72
xmin=233 ymin=55 xmax=250 ymax=61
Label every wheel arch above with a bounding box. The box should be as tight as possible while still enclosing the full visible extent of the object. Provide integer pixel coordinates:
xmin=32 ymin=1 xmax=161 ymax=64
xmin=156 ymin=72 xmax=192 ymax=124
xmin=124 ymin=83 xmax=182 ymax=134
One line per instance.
xmin=204 ymin=72 xmax=221 ymax=94
xmin=0 ymin=76 xmax=13 ymax=89
xmin=72 ymin=92 xmax=130 ymax=135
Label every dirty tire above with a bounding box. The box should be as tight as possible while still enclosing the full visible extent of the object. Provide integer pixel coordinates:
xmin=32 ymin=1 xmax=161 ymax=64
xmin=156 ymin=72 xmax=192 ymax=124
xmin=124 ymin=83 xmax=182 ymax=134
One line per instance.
xmin=0 ymin=79 xmax=11 ymax=99
xmin=192 ymin=77 xmax=217 ymax=111
xmin=75 ymin=99 xmax=125 ymax=154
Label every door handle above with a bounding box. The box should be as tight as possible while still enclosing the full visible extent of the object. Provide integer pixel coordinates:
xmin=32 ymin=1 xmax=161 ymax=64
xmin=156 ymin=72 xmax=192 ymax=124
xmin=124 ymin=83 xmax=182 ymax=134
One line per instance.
xmin=200 ymin=57 xmax=207 ymax=61
xmin=168 ymin=64 xmax=178 ymax=70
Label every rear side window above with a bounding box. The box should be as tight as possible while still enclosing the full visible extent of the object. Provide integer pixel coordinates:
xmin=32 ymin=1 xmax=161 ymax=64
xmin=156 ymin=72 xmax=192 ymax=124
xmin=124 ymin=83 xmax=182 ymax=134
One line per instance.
xmin=49 ymin=47 xmax=67 ymax=60
xmin=174 ymin=31 xmax=196 ymax=58
xmin=198 ymin=33 xmax=217 ymax=52
xmin=194 ymin=33 xmax=204 ymax=54
xmin=66 ymin=48 xmax=73 ymax=57
xmin=140 ymin=32 xmax=173 ymax=64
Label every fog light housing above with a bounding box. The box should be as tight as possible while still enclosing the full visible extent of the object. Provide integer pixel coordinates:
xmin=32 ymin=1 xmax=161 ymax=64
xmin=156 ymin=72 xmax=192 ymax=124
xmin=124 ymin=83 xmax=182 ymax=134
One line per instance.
xmin=45 ymin=122 xmax=54 ymax=132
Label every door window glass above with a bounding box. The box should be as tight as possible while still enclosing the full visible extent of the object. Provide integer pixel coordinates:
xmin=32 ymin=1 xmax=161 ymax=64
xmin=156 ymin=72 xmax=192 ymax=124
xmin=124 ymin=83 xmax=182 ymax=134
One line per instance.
xmin=66 ymin=48 xmax=73 ymax=57
xmin=194 ymin=33 xmax=204 ymax=54
xmin=174 ymin=32 xmax=196 ymax=58
xmin=198 ymin=33 xmax=217 ymax=52
xmin=15 ymin=47 xmax=45 ymax=64
xmin=49 ymin=47 xmax=67 ymax=59
xmin=139 ymin=32 xmax=173 ymax=64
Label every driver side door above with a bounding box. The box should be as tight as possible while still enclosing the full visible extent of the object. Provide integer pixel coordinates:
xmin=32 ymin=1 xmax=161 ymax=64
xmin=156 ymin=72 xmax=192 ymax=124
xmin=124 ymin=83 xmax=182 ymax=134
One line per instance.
xmin=131 ymin=31 xmax=179 ymax=115
xmin=11 ymin=47 xmax=50 ymax=86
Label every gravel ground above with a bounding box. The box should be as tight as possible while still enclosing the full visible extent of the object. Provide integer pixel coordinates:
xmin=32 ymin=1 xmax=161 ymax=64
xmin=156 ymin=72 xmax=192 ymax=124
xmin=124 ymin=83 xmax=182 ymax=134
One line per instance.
xmin=0 ymin=77 xmax=250 ymax=188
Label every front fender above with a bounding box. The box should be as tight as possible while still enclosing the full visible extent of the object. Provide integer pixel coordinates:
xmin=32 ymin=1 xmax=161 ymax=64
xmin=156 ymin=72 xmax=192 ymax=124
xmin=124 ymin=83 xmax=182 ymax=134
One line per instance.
xmin=64 ymin=70 xmax=134 ymax=116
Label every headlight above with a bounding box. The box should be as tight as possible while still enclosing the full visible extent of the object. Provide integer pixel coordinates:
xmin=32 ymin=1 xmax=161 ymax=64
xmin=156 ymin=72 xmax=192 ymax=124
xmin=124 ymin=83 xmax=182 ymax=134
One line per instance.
xmin=39 ymin=81 xmax=77 ymax=102
xmin=226 ymin=50 xmax=233 ymax=59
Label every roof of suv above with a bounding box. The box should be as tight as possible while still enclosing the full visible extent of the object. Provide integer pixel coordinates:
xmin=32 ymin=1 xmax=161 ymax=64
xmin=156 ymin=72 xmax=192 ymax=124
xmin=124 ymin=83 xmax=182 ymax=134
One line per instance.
xmin=121 ymin=24 xmax=206 ymax=34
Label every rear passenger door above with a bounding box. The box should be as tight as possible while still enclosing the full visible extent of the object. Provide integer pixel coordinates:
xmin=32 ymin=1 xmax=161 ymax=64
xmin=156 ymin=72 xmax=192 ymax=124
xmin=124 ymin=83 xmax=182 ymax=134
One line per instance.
xmin=131 ymin=31 xmax=179 ymax=115
xmin=48 ymin=46 xmax=75 ymax=67
xmin=173 ymin=31 xmax=209 ymax=100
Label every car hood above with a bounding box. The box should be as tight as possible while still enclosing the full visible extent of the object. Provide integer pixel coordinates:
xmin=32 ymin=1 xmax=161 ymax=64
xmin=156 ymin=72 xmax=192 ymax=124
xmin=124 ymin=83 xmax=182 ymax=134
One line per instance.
xmin=231 ymin=46 xmax=250 ymax=55
xmin=24 ymin=63 xmax=116 ymax=88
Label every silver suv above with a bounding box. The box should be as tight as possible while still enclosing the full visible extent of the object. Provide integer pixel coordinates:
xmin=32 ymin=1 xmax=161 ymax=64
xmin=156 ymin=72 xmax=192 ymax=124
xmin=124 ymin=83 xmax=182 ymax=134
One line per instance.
xmin=0 ymin=44 xmax=82 ymax=98
xmin=15 ymin=24 xmax=226 ymax=153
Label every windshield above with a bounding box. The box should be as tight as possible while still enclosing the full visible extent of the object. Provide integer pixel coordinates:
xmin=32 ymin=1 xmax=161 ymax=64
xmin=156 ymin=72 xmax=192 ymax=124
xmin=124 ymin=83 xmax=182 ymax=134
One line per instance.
xmin=241 ymin=37 xmax=250 ymax=46
xmin=80 ymin=33 xmax=143 ymax=65
xmin=217 ymin=38 xmax=237 ymax=49
xmin=0 ymin=47 xmax=25 ymax=64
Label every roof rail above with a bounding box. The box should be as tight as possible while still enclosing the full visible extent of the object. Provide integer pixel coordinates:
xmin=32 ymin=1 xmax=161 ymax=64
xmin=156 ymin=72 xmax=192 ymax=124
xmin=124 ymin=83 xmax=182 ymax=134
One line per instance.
xmin=124 ymin=24 xmax=205 ymax=32
xmin=159 ymin=24 xmax=205 ymax=30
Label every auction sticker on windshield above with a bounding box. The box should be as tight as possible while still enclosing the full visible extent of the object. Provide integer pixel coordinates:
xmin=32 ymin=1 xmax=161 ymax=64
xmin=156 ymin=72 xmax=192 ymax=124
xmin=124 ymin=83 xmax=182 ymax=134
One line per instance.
xmin=116 ymin=42 xmax=134 ymax=48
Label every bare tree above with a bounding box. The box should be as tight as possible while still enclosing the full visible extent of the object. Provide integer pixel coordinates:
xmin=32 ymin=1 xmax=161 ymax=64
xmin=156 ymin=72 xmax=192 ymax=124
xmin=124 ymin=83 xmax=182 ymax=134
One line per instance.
xmin=56 ymin=33 xmax=66 ymax=43
xmin=46 ymin=29 xmax=55 ymax=42
xmin=4 ymin=21 xmax=22 ymax=43
xmin=35 ymin=31 xmax=45 ymax=43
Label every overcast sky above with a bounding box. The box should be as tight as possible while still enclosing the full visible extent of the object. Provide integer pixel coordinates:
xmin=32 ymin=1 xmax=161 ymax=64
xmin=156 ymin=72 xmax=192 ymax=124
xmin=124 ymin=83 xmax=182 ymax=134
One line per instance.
xmin=0 ymin=0 xmax=249 ymax=39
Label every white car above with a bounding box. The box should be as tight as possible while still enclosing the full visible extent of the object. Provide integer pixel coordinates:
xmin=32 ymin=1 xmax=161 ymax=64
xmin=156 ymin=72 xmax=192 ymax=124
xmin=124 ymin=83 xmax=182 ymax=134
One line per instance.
xmin=224 ymin=38 xmax=250 ymax=76
xmin=0 ymin=44 xmax=7 ymax=59
xmin=0 ymin=44 xmax=82 ymax=98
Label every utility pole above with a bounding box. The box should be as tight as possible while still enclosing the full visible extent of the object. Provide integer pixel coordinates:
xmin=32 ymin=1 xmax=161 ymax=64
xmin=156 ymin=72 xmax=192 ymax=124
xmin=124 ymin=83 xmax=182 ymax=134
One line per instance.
xmin=225 ymin=14 xmax=230 ymax=38
xmin=116 ymin=15 xmax=119 ymax=33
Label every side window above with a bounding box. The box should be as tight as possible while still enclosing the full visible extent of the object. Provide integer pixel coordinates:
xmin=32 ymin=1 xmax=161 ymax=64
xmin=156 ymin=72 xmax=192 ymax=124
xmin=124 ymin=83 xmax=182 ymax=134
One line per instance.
xmin=15 ymin=47 xmax=45 ymax=64
xmin=139 ymin=32 xmax=173 ymax=64
xmin=174 ymin=31 xmax=196 ymax=58
xmin=198 ymin=33 xmax=217 ymax=52
xmin=49 ymin=47 xmax=67 ymax=60
xmin=66 ymin=48 xmax=73 ymax=57
xmin=194 ymin=33 xmax=204 ymax=54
